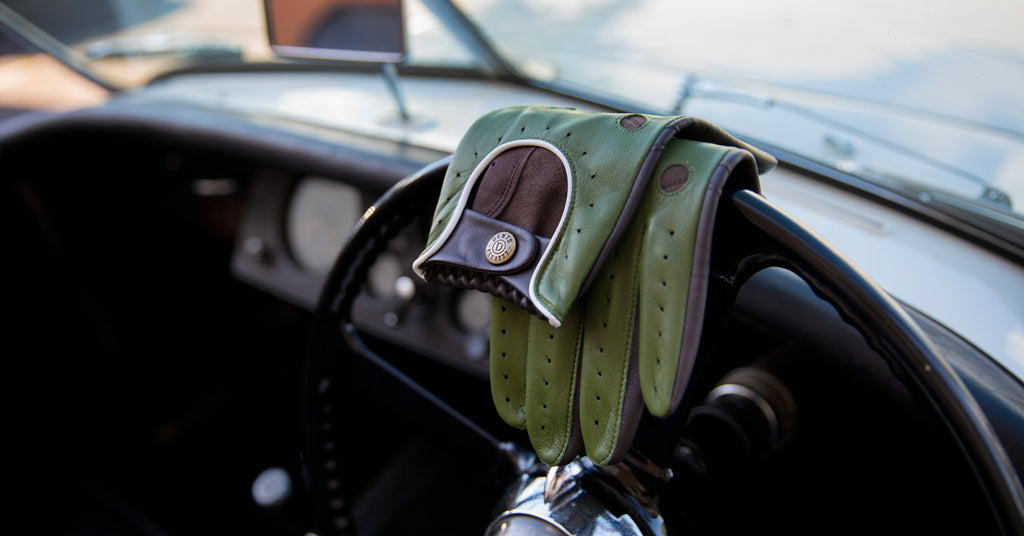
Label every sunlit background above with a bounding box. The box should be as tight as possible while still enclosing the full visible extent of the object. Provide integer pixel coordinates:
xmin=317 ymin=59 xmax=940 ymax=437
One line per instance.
xmin=1 ymin=0 xmax=1022 ymax=206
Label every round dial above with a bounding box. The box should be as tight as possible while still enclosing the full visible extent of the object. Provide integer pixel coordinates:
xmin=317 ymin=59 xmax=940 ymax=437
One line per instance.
xmin=286 ymin=177 xmax=363 ymax=274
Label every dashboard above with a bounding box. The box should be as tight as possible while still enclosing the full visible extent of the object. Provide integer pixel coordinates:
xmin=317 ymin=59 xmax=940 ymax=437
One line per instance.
xmin=125 ymin=69 xmax=1024 ymax=382
xmin=232 ymin=170 xmax=493 ymax=377
xmin=3 ymin=68 xmax=1024 ymax=534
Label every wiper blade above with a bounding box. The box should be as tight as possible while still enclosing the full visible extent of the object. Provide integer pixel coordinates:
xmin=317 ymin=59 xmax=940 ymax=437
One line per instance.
xmin=884 ymin=166 xmax=1024 ymax=251
xmin=764 ymin=142 xmax=1024 ymax=266
xmin=672 ymin=74 xmax=1016 ymax=210
xmin=855 ymin=164 xmax=1022 ymax=229
xmin=84 ymin=33 xmax=242 ymax=61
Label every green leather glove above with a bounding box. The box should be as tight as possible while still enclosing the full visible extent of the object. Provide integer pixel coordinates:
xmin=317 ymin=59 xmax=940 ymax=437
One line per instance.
xmin=414 ymin=106 xmax=774 ymax=465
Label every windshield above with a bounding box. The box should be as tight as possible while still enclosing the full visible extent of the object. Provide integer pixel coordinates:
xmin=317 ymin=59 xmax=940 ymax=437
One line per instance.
xmin=3 ymin=0 xmax=1023 ymax=230
xmin=452 ymin=0 xmax=1024 ymax=225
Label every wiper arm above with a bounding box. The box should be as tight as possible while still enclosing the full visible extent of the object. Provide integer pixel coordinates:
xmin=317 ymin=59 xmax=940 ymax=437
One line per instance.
xmin=764 ymin=142 xmax=1024 ymax=265
xmin=854 ymin=164 xmax=1021 ymax=227
xmin=672 ymin=73 xmax=1015 ymax=210
xmin=872 ymin=165 xmax=1024 ymax=251
xmin=674 ymin=73 xmax=775 ymax=112
xmin=84 ymin=33 xmax=242 ymax=61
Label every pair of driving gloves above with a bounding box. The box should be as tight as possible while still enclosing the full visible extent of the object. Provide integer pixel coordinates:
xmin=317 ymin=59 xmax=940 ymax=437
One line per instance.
xmin=414 ymin=106 xmax=773 ymax=465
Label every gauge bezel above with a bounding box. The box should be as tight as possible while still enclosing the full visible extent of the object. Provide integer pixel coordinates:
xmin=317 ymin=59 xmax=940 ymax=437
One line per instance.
xmin=284 ymin=176 xmax=365 ymax=274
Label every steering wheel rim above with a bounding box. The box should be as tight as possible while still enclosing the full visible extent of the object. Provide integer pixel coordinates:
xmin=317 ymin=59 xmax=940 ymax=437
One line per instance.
xmin=302 ymin=157 xmax=1024 ymax=535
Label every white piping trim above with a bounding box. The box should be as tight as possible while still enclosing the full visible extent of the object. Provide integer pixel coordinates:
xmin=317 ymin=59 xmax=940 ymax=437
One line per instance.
xmin=412 ymin=139 xmax=573 ymax=328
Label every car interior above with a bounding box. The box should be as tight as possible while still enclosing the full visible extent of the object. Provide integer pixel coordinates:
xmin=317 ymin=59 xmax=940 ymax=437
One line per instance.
xmin=3 ymin=1 xmax=1024 ymax=535
xmin=3 ymin=101 xmax=1024 ymax=535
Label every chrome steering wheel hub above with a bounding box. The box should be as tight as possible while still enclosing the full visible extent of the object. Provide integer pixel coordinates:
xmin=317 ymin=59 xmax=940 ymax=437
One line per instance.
xmin=486 ymin=457 xmax=668 ymax=536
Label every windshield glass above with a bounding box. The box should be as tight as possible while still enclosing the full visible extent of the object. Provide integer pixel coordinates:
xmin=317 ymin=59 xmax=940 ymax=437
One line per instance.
xmin=453 ymin=0 xmax=1024 ymax=226
xmin=3 ymin=0 xmax=1023 ymax=227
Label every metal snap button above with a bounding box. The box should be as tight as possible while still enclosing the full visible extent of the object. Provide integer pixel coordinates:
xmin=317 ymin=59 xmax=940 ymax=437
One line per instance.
xmin=619 ymin=114 xmax=647 ymax=130
xmin=485 ymin=232 xmax=516 ymax=265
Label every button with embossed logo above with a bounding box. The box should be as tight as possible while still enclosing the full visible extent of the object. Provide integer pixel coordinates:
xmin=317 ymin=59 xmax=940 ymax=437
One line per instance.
xmin=485 ymin=232 xmax=517 ymax=265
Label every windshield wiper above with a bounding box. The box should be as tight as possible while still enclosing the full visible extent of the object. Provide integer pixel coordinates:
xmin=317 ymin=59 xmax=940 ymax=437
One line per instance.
xmin=669 ymin=73 xmax=1024 ymax=262
xmin=672 ymin=74 xmax=1016 ymax=210
xmin=84 ymin=33 xmax=242 ymax=62
xmin=857 ymin=164 xmax=1021 ymax=228
xmin=760 ymin=140 xmax=1024 ymax=265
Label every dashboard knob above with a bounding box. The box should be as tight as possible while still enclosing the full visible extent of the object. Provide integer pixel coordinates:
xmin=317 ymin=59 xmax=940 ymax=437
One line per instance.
xmin=395 ymin=275 xmax=416 ymax=302
xmin=252 ymin=467 xmax=292 ymax=508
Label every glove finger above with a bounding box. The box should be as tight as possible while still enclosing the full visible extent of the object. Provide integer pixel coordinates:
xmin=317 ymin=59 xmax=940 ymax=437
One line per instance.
xmin=525 ymin=303 xmax=584 ymax=466
xmin=637 ymin=139 xmax=730 ymax=416
xmin=578 ymin=225 xmax=645 ymax=466
xmin=490 ymin=298 xmax=530 ymax=428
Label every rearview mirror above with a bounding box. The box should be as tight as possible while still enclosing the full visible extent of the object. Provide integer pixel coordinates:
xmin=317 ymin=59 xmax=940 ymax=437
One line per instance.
xmin=263 ymin=0 xmax=405 ymax=63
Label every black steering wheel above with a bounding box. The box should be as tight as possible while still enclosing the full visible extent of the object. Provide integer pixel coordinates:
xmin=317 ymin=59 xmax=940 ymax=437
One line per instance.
xmin=301 ymin=157 xmax=1024 ymax=535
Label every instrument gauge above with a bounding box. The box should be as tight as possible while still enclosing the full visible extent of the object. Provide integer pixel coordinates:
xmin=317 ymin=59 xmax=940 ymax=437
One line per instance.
xmin=286 ymin=177 xmax=363 ymax=274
